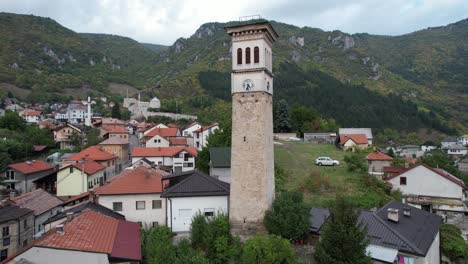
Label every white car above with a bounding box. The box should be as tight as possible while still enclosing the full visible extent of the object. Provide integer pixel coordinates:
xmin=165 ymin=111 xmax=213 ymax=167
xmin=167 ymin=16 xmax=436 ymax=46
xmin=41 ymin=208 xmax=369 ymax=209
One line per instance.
xmin=315 ymin=157 xmax=340 ymax=166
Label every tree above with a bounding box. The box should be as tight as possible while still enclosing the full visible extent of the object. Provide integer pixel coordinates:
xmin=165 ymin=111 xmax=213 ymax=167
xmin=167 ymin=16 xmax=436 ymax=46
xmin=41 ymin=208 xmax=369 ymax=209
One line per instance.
xmin=290 ymin=105 xmax=318 ymax=136
xmin=274 ymin=99 xmax=291 ymax=133
xmin=141 ymin=225 xmax=177 ymax=264
xmin=387 ymin=148 xmax=395 ymax=158
xmin=264 ymin=191 xmax=309 ymax=240
xmin=313 ymin=196 xmax=370 ymax=264
xmin=343 ymin=154 xmax=368 ymax=174
xmin=111 ymin=102 xmax=121 ymax=119
xmin=0 ymin=111 xmax=26 ymax=131
xmin=241 ymin=235 xmax=296 ymax=264
xmin=195 ymin=125 xmax=231 ymax=173
xmin=440 ymin=224 xmax=468 ymax=261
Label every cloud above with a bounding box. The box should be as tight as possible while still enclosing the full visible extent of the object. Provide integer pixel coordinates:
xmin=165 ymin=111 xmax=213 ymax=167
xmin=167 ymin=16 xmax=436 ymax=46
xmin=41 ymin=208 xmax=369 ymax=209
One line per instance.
xmin=1 ymin=0 xmax=467 ymax=45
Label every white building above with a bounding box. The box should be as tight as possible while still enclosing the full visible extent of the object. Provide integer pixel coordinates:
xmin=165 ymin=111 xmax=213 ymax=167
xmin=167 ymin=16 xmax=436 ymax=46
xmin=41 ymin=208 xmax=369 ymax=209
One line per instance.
xmin=161 ymin=170 xmax=230 ymax=233
xmin=54 ymin=101 xmax=91 ymax=125
xmin=149 ymin=97 xmax=161 ymax=109
xmin=131 ymin=146 xmax=197 ymax=173
xmin=145 ymin=134 xmax=170 ymax=148
xmin=442 ymin=144 xmax=468 ymax=157
xmin=421 ymin=145 xmax=437 ymax=152
xmin=459 ymin=135 xmax=468 ymax=146
xmin=193 ymin=123 xmax=219 ymax=150
xmin=95 ymin=166 xmax=169 ymax=228
xmin=209 ymin=147 xmax=231 ymax=183
xmin=441 ymin=137 xmax=459 ymax=149
xmin=339 ymin=128 xmax=373 ymax=145
xmin=21 ymin=110 xmax=42 ymax=123
xmin=385 ymin=164 xmax=468 ymax=213
xmin=182 ymin=121 xmax=202 ymax=137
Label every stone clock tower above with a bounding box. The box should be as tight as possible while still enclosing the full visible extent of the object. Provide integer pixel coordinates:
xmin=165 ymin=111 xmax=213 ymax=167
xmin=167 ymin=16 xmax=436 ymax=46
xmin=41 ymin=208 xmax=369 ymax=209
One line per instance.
xmin=225 ymin=21 xmax=278 ymax=236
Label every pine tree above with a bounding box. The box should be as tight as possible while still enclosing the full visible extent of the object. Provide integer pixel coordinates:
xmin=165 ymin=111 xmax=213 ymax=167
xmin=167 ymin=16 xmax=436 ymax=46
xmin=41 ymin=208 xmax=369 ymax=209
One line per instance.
xmin=111 ymin=102 xmax=121 ymax=119
xmin=274 ymin=99 xmax=291 ymax=133
xmin=313 ymin=196 xmax=371 ymax=264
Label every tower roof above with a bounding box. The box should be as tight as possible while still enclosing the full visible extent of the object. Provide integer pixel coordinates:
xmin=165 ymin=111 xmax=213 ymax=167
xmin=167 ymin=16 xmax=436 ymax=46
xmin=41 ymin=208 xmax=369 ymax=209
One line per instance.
xmin=224 ymin=21 xmax=279 ymax=41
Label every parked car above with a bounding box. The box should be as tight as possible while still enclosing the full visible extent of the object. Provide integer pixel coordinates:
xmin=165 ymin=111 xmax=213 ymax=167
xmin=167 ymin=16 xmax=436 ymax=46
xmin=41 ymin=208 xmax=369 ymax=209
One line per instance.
xmin=315 ymin=157 xmax=340 ymax=166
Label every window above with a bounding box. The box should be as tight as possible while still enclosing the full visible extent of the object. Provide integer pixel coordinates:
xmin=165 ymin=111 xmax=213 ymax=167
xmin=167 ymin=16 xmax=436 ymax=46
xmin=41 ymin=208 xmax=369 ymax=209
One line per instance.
xmin=245 ymin=47 xmax=251 ymax=64
xmin=400 ymin=177 xmax=407 ymax=185
xmin=183 ymin=162 xmax=194 ymax=168
xmin=237 ymin=48 xmax=242 ymax=64
xmin=22 ymin=240 xmax=27 ymax=247
xmin=152 ymin=200 xmax=162 ymax=209
xmin=113 ymin=202 xmax=123 ymax=211
xmin=2 ymin=237 xmax=10 ymax=247
xmin=1 ymin=249 xmax=7 ymax=262
xmin=7 ymin=170 xmax=14 ymax=180
xmin=204 ymin=208 xmax=215 ymax=217
xmin=112 ymin=160 xmax=115 ymax=165
xmin=23 ymin=219 xmax=27 ymax=229
xmin=2 ymin=226 xmax=9 ymax=237
xmin=107 ymin=161 xmax=110 ymax=166
xmin=37 ymin=224 xmax=41 ymax=232
xmin=69 ymin=167 xmax=74 ymax=173
xmin=88 ymin=181 xmax=92 ymax=189
xmin=152 ymin=222 xmax=159 ymax=227
xmin=254 ymin=46 xmax=259 ymax=63
xmin=136 ymin=201 xmax=145 ymax=210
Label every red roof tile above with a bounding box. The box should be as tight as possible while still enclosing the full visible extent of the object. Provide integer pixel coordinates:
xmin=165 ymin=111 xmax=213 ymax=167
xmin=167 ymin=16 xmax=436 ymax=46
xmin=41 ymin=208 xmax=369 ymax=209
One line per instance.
xmin=184 ymin=121 xmax=200 ymax=130
xmin=99 ymin=137 xmax=129 ymax=145
xmin=403 ymin=157 xmax=418 ymax=165
xmin=11 ymin=189 xmax=63 ymax=216
xmin=145 ymin=127 xmax=179 ymax=138
xmin=131 ymin=146 xmax=197 ymax=158
xmin=193 ymin=123 xmax=219 ymax=133
xmin=23 ymin=110 xmax=42 ymax=116
xmin=95 ymin=166 xmax=168 ymax=195
xmin=105 ymin=126 xmax=128 ymax=134
xmin=61 ymin=161 xmax=106 ymax=175
xmin=339 ymin=134 xmax=368 ymax=145
xmin=33 ymin=210 xmax=141 ymax=261
xmin=102 ymin=118 xmax=126 ymax=125
xmin=366 ymin=152 xmax=393 ymax=161
xmin=167 ymin=123 xmax=179 ymax=128
xmin=8 ymin=160 xmax=54 ymax=175
xmin=65 ymin=146 xmax=116 ymax=162
xmin=383 ymin=166 xmax=407 ymax=174
xmin=169 ymin=137 xmax=187 ymax=146
xmin=33 ymin=145 xmax=47 ymax=152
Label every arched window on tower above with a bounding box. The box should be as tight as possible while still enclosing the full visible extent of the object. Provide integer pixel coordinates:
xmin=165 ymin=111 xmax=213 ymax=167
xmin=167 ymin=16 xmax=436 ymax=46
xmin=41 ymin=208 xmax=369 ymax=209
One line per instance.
xmin=245 ymin=47 xmax=251 ymax=64
xmin=254 ymin=47 xmax=259 ymax=63
xmin=237 ymin=48 xmax=242 ymax=64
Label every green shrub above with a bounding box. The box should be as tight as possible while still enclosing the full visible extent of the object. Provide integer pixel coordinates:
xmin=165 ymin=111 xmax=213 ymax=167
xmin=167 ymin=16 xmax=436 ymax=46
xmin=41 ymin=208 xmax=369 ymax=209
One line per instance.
xmin=343 ymin=154 xmax=368 ymax=174
xmin=241 ymin=235 xmax=296 ymax=264
xmin=440 ymin=224 xmax=468 ymax=261
xmin=141 ymin=226 xmax=177 ymax=264
xmin=174 ymin=239 xmax=209 ymax=264
xmin=264 ymin=191 xmax=309 ymax=240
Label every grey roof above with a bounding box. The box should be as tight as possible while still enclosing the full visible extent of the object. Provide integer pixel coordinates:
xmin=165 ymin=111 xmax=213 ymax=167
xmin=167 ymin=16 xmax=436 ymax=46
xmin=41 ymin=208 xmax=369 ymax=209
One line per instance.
xmin=459 ymin=158 xmax=468 ymax=164
xmin=161 ymin=170 xmax=230 ymax=198
xmin=0 ymin=203 xmax=34 ymax=224
xmin=309 ymin=200 xmax=442 ymax=257
xmin=443 ymin=144 xmax=468 ymax=150
xmin=442 ymin=137 xmax=459 ymax=142
xmin=398 ymin=145 xmax=420 ymax=150
xmin=339 ymin=128 xmax=373 ymax=139
xmin=209 ymin=147 xmax=231 ymax=168
xmin=43 ymin=202 xmax=125 ymax=225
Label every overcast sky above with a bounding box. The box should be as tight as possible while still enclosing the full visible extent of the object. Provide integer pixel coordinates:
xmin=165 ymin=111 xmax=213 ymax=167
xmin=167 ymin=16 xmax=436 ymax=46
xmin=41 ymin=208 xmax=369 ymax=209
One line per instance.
xmin=1 ymin=0 xmax=467 ymax=45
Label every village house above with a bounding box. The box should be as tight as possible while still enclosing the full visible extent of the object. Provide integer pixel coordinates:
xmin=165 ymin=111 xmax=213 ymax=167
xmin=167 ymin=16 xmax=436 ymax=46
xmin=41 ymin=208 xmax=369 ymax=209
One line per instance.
xmin=458 ymin=158 xmax=468 ymax=173
xmin=0 ymin=202 xmax=34 ymax=262
xmin=95 ymin=166 xmax=168 ymax=229
xmin=303 ymin=132 xmax=337 ymax=144
xmin=10 ymin=189 xmax=63 ymax=235
xmin=459 ymin=134 xmax=468 ymax=146
xmin=103 ymin=126 xmax=128 ymax=140
xmin=441 ymin=137 xmax=459 ymax=149
xmin=339 ymin=134 xmax=369 ymax=151
xmin=54 ymin=101 xmax=88 ymax=125
xmin=3 ymin=160 xmax=55 ymax=194
xmin=442 ymin=144 xmax=468 ymax=157
xmin=53 ymin=123 xmax=82 ymax=150
xmin=366 ymin=151 xmax=393 ymax=178
xmin=193 ymin=123 xmax=219 ymax=150
xmin=310 ymin=200 xmax=442 ymax=264
xmin=143 ymin=126 xmax=180 ymax=145
xmin=397 ymin=145 xmax=424 ymax=158
xmin=182 ymin=121 xmax=201 ymax=137
xmin=5 ymin=210 xmax=141 ymax=264
xmin=63 ymin=146 xmax=119 ymax=179
xmin=420 ymin=145 xmax=437 ymax=152
xmin=99 ymin=117 xmax=126 ymax=130
xmin=98 ymin=137 xmax=130 ymax=168
xmin=209 ymin=147 xmax=231 ymax=183
xmin=161 ymin=170 xmax=230 ymax=233
xmin=169 ymin=137 xmax=190 ymax=147
xmin=131 ymin=146 xmax=197 ymax=173
xmin=20 ymin=110 xmax=42 ymax=123
xmin=385 ymin=164 xmax=468 ymax=214
xmin=56 ymin=161 xmax=106 ymax=197
xmin=149 ymin=97 xmax=160 ymax=109
xmin=339 ymin=128 xmax=373 ymax=145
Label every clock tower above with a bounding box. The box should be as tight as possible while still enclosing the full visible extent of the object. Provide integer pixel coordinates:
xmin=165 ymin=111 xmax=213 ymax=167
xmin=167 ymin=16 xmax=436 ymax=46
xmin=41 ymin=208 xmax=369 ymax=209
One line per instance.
xmin=225 ymin=21 xmax=278 ymax=237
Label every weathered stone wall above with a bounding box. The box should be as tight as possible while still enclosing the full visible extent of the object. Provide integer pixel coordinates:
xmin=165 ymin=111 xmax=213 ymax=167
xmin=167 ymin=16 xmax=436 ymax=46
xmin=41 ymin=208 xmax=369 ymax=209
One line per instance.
xmin=230 ymin=92 xmax=275 ymax=237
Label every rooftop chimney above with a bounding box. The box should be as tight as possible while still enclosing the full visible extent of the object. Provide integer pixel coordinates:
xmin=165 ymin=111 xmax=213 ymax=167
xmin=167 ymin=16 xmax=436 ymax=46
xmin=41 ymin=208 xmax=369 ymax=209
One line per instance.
xmin=66 ymin=212 xmax=74 ymax=221
xmin=56 ymin=224 xmax=65 ymax=235
xmin=9 ymin=191 xmax=16 ymax=199
xmin=403 ymin=206 xmax=411 ymax=217
xmin=387 ymin=208 xmax=399 ymax=223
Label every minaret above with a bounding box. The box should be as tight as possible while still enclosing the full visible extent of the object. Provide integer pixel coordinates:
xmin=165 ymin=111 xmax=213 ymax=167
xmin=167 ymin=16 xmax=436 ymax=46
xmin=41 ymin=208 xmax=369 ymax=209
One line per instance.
xmin=225 ymin=21 xmax=278 ymax=237
xmin=85 ymin=96 xmax=92 ymax=127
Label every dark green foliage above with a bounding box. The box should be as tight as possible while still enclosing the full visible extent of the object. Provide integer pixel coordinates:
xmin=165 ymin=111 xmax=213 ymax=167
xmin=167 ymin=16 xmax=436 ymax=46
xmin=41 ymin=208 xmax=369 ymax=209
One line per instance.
xmin=241 ymin=235 xmax=296 ymax=264
xmin=391 ymin=157 xmax=405 ymax=167
xmin=344 ymin=154 xmax=368 ymax=174
xmin=141 ymin=226 xmax=177 ymax=264
xmin=195 ymin=123 xmax=231 ymax=173
xmin=174 ymin=239 xmax=209 ymax=264
xmin=387 ymin=148 xmax=395 ymax=158
xmin=313 ymin=196 xmax=370 ymax=264
xmin=0 ymin=152 xmax=13 ymax=172
xmin=290 ymin=105 xmax=319 ymax=136
xmin=274 ymin=99 xmax=291 ymax=133
xmin=0 ymin=111 xmax=26 ymax=131
xmin=111 ymin=102 xmax=121 ymax=119
xmin=85 ymin=128 xmax=103 ymax=148
xmin=198 ymin=71 xmax=231 ymax=101
xmin=274 ymin=164 xmax=288 ymax=192
xmin=440 ymin=224 xmax=468 ymax=261
xmin=264 ymin=191 xmax=309 ymax=240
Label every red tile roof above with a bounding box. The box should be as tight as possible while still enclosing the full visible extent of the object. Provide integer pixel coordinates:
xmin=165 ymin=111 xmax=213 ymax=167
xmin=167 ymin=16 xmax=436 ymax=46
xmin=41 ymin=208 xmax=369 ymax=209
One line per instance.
xmin=385 ymin=164 xmax=467 ymax=189
xmin=102 ymin=118 xmax=126 ymax=125
xmin=167 ymin=123 xmax=179 ymax=128
xmin=193 ymin=123 xmax=219 ymax=133
xmin=33 ymin=145 xmax=47 ymax=152
xmin=105 ymin=126 xmax=128 ymax=134
xmin=131 ymin=146 xmax=197 ymax=158
xmin=99 ymin=137 xmax=129 ymax=145
xmin=23 ymin=110 xmax=42 ymax=116
xmin=383 ymin=166 xmax=407 ymax=174
xmin=11 ymin=189 xmax=63 ymax=216
xmin=61 ymin=161 xmax=106 ymax=175
xmin=403 ymin=157 xmax=418 ymax=165
xmin=169 ymin=137 xmax=187 ymax=146
xmin=184 ymin=121 xmax=200 ymax=130
xmin=366 ymin=152 xmax=393 ymax=161
xmin=95 ymin=166 xmax=168 ymax=195
xmin=145 ymin=127 xmax=179 ymax=138
xmin=339 ymin=134 xmax=368 ymax=145
xmin=32 ymin=210 xmax=141 ymax=261
xmin=8 ymin=160 xmax=54 ymax=175
xmin=65 ymin=146 xmax=116 ymax=162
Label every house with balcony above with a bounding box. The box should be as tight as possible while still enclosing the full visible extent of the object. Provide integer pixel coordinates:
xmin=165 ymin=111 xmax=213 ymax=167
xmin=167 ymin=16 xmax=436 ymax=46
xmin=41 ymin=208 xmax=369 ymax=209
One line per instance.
xmin=53 ymin=123 xmax=82 ymax=150
xmin=131 ymin=146 xmax=197 ymax=173
xmin=3 ymin=160 xmax=56 ymax=194
xmin=62 ymin=146 xmax=119 ymax=179
xmin=193 ymin=123 xmax=219 ymax=150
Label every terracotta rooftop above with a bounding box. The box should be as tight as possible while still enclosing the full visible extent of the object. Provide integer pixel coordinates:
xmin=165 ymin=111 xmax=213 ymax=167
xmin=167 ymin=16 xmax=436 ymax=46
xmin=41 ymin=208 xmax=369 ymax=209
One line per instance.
xmin=23 ymin=110 xmax=42 ymax=116
xmin=193 ymin=123 xmax=219 ymax=133
xmin=11 ymin=188 xmax=63 ymax=216
xmin=102 ymin=118 xmax=126 ymax=125
xmin=65 ymin=146 xmax=116 ymax=162
xmin=31 ymin=210 xmax=141 ymax=261
xmin=183 ymin=121 xmax=200 ymax=130
xmin=61 ymin=161 xmax=106 ymax=175
xmin=8 ymin=160 xmax=54 ymax=175
xmin=366 ymin=152 xmax=393 ymax=161
xmin=99 ymin=137 xmax=129 ymax=145
xmin=95 ymin=166 xmax=169 ymax=195
xmin=145 ymin=127 xmax=179 ymax=138
xmin=339 ymin=134 xmax=368 ymax=145
xmin=33 ymin=145 xmax=47 ymax=152
xmin=105 ymin=126 xmax=128 ymax=134
xmin=169 ymin=137 xmax=187 ymax=146
xmin=131 ymin=146 xmax=198 ymax=157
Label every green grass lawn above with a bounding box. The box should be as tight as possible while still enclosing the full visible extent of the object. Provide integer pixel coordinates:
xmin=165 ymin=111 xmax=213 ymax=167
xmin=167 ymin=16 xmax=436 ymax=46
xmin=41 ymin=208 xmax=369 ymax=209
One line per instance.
xmin=274 ymin=141 xmax=393 ymax=208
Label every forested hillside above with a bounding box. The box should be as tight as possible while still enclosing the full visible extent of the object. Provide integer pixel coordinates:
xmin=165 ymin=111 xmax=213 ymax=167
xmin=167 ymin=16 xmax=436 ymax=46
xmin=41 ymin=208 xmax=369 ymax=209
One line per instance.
xmin=0 ymin=13 xmax=466 ymax=132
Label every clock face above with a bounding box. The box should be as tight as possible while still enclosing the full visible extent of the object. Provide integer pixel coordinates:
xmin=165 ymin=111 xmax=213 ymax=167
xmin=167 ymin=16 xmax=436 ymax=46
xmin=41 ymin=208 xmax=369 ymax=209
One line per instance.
xmin=243 ymin=79 xmax=254 ymax=91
